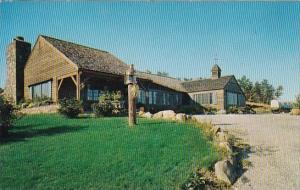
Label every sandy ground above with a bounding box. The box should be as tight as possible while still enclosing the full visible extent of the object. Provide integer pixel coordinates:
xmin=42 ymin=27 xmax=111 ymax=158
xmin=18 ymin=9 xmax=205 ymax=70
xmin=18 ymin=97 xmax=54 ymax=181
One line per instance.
xmin=195 ymin=114 xmax=300 ymax=190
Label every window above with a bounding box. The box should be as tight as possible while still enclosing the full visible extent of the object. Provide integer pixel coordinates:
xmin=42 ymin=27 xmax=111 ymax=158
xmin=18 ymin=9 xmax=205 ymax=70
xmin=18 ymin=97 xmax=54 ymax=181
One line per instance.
xmin=227 ymin=92 xmax=238 ymax=106
xmin=138 ymin=89 xmax=146 ymax=104
xmin=87 ymin=89 xmax=101 ymax=101
xmin=147 ymin=90 xmax=182 ymax=106
xmin=193 ymin=92 xmax=217 ymax=105
xmin=30 ymin=80 xmax=52 ymax=99
xmin=238 ymin=94 xmax=244 ymax=106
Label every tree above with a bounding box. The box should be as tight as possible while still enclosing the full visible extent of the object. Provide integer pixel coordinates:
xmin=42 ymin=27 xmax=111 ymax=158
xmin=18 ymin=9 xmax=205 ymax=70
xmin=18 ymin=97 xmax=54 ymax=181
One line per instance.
xmin=183 ymin=78 xmax=192 ymax=81
xmin=260 ymin=79 xmax=275 ymax=104
xmin=0 ymin=88 xmax=3 ymax=94
xmin=238 ymin=76 xmax=254 ymax=101
xmin=145 ymin=69 xmax=152 ymax=74
xmin=238 ymin=76 xmax=283 ymax=104
xmin=0 ymin=95 xmax=16 ymax=137
xmin=157 ymin=71 xmax=169 ymax=77
xmin=275 ymin=85 xmax=283 ymax=99
xmin=253 ymin=82 xmax=262 ymax=103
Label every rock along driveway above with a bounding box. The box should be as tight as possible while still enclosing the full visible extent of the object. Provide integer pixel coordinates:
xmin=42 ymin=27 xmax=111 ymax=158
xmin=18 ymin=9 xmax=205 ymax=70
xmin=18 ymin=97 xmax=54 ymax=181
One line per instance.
xmin=195 ymin=114 xmax=300 ymax=190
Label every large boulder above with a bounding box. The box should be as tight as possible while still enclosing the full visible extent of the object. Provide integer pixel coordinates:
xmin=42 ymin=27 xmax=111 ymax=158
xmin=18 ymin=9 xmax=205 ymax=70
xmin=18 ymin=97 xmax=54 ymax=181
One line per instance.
xmin=153 ymin=111 xmax=163 ymax=119
xmin=214 ymin=160 xmax=237 ymax=185
xmin=162 ymin=110 xmax=176 ymax=120
xmin=142 ymin=112 xmax=153 ymax=119
xmin=138 ymin=110 xmax=145 ymax=116
xmin=175 ymin=113 xmax=186 ymax=122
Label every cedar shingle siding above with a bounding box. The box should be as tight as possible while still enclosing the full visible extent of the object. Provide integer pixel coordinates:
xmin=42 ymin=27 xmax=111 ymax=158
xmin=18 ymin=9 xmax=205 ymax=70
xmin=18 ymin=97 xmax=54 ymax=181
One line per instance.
xmin=8 ymin=35 xmax=245 ymax=110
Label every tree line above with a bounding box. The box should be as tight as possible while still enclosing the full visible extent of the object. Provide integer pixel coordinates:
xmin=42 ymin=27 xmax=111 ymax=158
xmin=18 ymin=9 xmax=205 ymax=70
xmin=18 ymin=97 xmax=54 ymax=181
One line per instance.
xmin=238 ymin=76 xmax=283 ymax=104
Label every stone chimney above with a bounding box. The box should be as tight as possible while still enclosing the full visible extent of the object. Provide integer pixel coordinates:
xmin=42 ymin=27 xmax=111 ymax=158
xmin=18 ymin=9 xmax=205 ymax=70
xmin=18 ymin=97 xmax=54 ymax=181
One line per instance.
xmin=5 ymin=36 xmax=31 ymax=104
xmin=211 ymin=64 xmax=221 ymax=79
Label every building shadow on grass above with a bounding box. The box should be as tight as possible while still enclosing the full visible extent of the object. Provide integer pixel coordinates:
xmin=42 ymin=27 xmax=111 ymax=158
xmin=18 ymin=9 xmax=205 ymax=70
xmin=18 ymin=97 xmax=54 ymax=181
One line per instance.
xmin=0 ymin=125 xmax=88 ymax=144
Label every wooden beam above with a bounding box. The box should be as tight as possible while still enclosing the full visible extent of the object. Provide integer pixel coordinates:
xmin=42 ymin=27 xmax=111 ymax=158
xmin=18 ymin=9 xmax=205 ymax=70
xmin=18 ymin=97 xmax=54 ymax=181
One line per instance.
xmin=57 ymin=78 xmax=64 ymax=91
xmin=70 ymin=75 xmax=77 ymax=86
xmin=57 ymin=72 xmax=78 ymax=80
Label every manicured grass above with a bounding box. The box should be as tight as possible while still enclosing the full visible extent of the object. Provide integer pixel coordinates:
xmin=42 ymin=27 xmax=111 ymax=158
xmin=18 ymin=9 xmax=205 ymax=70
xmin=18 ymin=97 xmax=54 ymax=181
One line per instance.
xmin=0 ymin=114 xmax=219 ymax=189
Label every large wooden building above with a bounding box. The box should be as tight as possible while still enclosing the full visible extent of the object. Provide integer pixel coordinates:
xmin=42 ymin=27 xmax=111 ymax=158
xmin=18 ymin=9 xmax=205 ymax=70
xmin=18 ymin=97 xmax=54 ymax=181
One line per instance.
xmin=5 ymin=35 xmax=245 ymax=111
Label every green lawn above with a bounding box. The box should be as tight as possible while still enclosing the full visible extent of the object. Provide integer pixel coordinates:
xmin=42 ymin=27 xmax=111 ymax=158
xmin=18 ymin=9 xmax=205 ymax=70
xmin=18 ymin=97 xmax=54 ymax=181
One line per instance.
xmin=0 ymin=114 xmax=219 ymax=190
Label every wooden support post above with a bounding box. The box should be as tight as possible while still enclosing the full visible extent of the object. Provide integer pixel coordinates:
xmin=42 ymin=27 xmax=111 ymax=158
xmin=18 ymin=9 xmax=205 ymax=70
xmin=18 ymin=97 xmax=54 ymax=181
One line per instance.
xmin=76 ymin=72 xmax=81 ymax=101
xmin=55 ymin=78 xmax=58 ymax=103
xmin=128 ymin=84 xmax=137 ymax=126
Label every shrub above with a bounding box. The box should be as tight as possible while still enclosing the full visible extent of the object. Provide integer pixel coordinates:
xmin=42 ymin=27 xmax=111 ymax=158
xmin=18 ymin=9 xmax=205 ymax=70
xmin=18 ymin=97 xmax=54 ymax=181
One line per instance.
xmin=204 ymin=106 xmax=218 ymax=115
xmin=226 ymin=106 xmax=239 ymax=114
xmin=0 ymin=95 xmax=16 ymax=137
xmin=92 ymin=90 xmax=122 ymax=117
xmin=19 ymin=97 xmax=53 ymax=109
xmin=293 ymin=94 xmax=300 ymax=109
xmin=58 ymin=98 xmax=82 ymax=118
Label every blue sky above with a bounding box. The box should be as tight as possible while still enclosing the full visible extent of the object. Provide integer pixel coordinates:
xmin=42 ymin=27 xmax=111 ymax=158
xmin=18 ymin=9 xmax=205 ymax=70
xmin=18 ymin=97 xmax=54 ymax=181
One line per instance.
xmin=0 ymin=2 xmax=299 ymax=100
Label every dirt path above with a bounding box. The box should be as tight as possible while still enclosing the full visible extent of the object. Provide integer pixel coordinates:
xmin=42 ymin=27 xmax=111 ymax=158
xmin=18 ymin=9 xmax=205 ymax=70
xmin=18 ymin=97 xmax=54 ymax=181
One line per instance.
xmin=195 ymin=114 xmax=300 ymax=190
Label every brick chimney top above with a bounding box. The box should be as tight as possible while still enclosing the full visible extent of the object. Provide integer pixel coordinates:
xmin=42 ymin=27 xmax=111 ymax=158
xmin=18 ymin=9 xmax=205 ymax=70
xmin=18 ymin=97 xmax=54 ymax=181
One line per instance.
xmin=14 ymin=36 xmax=24 ymax=41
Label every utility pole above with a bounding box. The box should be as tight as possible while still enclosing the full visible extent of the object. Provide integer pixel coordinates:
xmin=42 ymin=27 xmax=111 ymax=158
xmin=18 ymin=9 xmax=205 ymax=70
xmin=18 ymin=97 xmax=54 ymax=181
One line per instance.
xmin=125 ymin=64 xmax=137 ymax=126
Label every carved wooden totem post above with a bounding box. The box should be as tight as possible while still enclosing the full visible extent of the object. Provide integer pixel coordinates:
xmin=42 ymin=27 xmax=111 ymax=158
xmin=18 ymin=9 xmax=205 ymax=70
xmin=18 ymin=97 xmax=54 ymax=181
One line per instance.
xmin=125 ymin=64 xmax=137 ymax=126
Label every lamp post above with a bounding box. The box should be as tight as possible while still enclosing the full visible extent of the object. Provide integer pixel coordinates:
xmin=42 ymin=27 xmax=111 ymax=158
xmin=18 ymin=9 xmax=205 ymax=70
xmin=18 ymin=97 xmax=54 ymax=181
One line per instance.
xmin=125 ymin=64 xmax=137 ymax=126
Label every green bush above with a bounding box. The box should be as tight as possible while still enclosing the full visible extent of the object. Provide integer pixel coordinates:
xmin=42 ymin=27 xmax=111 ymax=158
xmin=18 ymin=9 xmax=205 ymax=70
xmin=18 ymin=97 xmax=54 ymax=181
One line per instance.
xmin=0 ymin=95 xmax=16 ymax=137
xmin=92 ymin=90 xmax=122 ymax=117
xmin=58 ymin=98 xmax=82 ymax=118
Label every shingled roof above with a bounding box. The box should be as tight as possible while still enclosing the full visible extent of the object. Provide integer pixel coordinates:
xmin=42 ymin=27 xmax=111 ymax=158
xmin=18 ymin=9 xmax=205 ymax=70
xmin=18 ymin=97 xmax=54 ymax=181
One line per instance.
xmin=41 ymin=35 xmax=129 ymax=75
xmin=40 ymin=35 xmax=235 ymax=93
xmin=136 ymin=72 xmax=187 ymax=92
xmin=181 ymin=75 xmax=234 ymax=92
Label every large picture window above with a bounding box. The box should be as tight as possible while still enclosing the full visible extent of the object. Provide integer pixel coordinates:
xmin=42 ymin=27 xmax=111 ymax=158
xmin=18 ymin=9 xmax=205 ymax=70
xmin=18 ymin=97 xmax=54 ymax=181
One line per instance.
xmin=148 ymin=89 xmax=181 ymax=106
xmin=227 ymin=92 xmax=238 ymax=106
xmin=193 ymin=92 xmax=217 ymax=105
xmin=30 ymin=80 xmax=52 ymax=99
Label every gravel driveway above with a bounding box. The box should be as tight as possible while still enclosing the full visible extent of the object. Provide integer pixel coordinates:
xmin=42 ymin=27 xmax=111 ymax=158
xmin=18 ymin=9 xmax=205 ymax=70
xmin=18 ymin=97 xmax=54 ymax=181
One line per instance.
xmin=195 ymin=114 xmax=300 ymax=190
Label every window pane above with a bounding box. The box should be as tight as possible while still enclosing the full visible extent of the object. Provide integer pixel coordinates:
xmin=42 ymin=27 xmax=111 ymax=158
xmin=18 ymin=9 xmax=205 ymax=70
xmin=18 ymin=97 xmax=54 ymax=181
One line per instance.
xmin=93 ymin=90 xmax=98 ymax=101
xmin=149 ymin=91 xmax=153 ymax=104
xmin=41 ymin=81 xmax=51 ymax=98
xmin=33 ymin=84 xmax=41 ymax=98
xmin=87 ymin=89 xmax=93 ymax=101
xmin=153 ymin=91 xmax=157 ymax=105
xmin=30 ymin=87 xmax=33 ymax=99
